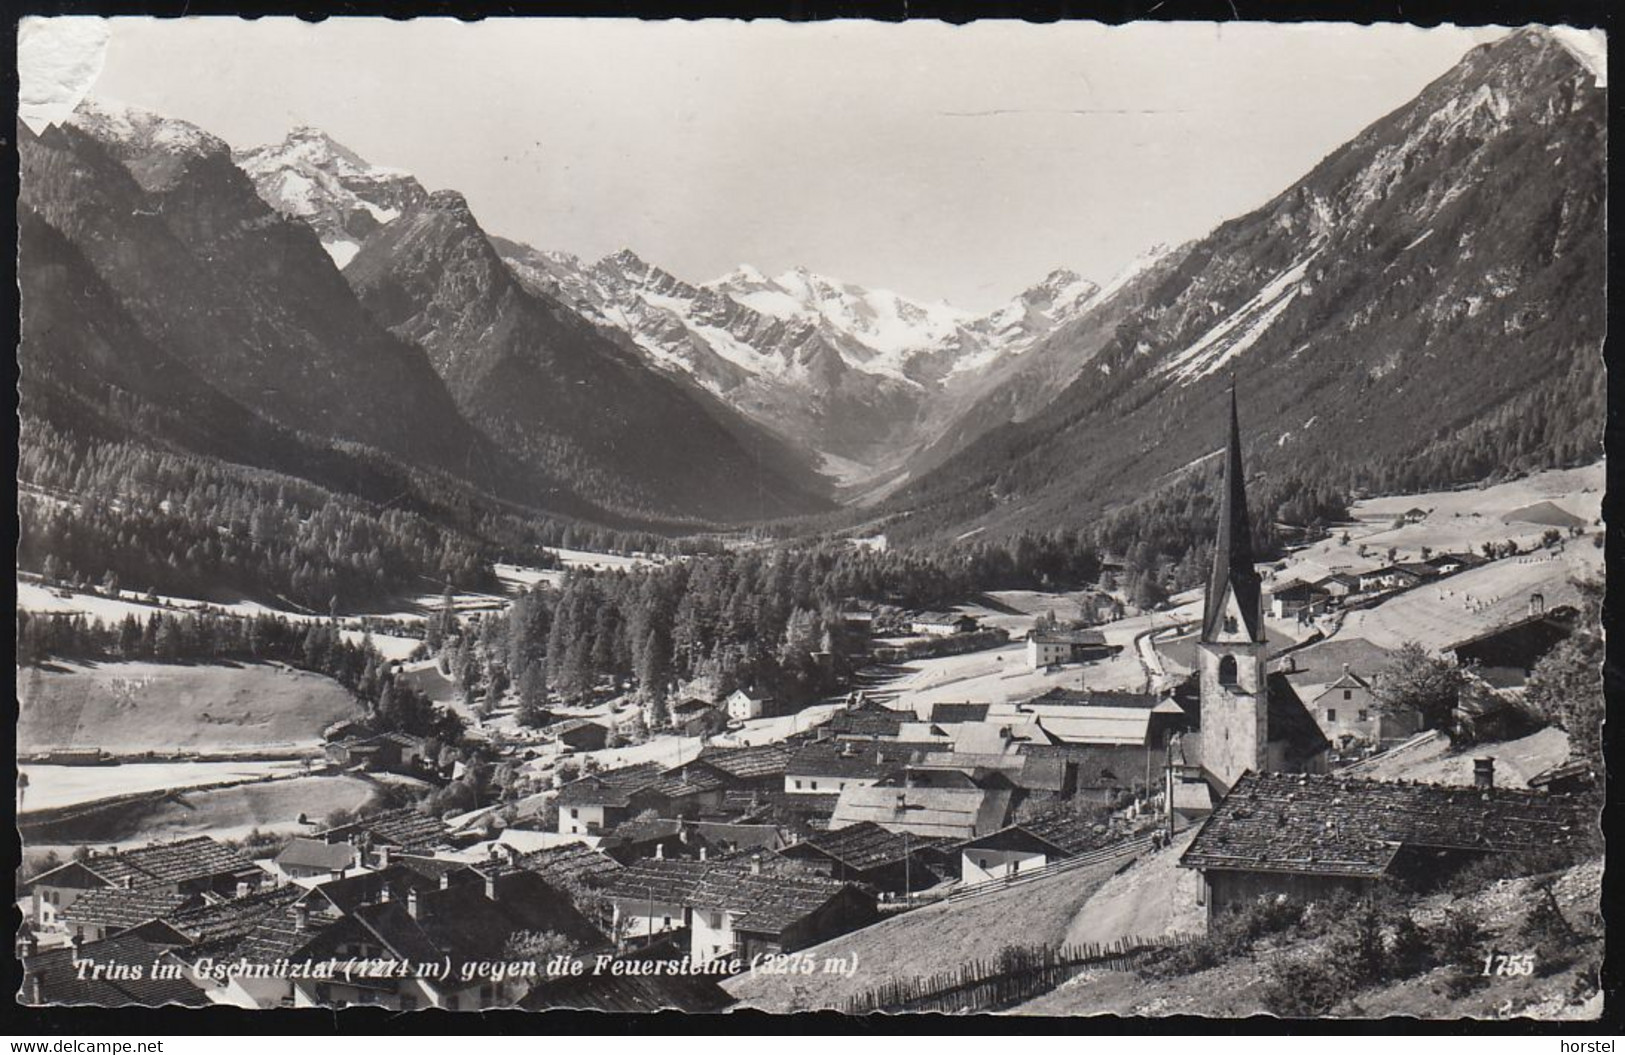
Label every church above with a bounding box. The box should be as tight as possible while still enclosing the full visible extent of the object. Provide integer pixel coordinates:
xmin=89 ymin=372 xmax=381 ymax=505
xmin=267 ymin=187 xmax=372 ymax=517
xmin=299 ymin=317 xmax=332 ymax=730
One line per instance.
xmin=1167 ymin=388 xmax=1329 ymax=824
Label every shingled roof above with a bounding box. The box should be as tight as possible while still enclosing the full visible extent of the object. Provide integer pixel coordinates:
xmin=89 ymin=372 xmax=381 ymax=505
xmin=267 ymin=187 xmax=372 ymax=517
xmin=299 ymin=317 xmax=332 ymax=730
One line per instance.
xmin=554 ymin=762 xmax=665 ymax=807
xmin=788 ymin=821 xmax=942 ymax=872
xmin=135 ymin=884 xmax=303 ymax=955
xmin=695 ymin=743 xmax=796 ymax=782
xmin=27 ymin=837 xmax=259 ymax=896
xmin=929 ymin=703 xmax=991 ymax=724
xmin=315 ymin=807 xmax=450 ymax=853
xmin=598 ymin=859 xmax=861 ymax=936
xmin=964 ymin=809 xmax=1115 ymax=858
xmin=21 ymin=935 xmax=209 ymax=1008
xmin=60 ymin=887 xmax=198 ymax=931
xmin=275 ymin=838 xmax=358 ymax=873
xmin=1182 ymin=771 xmax=1589 ymax=879
xmin=787 ymin=741 xmax=906 ymax=780
xmin=828 ymin=786 xmax=1013 ymax=840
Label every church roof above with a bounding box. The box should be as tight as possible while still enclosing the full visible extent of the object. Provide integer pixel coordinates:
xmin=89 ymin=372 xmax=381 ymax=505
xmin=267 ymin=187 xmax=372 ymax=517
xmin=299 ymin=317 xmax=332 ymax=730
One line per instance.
xmin=1202 ymin=386 xmax=1264 ymax=644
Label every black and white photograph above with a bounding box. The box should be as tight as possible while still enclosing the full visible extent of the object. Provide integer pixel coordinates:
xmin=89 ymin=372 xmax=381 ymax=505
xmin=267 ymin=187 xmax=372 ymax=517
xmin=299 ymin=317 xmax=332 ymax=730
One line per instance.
xmin=12 ymin=14 xmax=1609 ymax=1022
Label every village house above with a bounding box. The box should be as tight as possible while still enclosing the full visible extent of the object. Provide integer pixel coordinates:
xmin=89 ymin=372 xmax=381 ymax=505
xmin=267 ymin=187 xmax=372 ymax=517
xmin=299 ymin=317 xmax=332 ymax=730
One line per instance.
xmin=18 ymin=933 xmax=209 ymax=1008
xmin=776 ymin=821 xmax=948 ymax=895
xmin=121 ymin=883 xmax=304 ymax=961
xmin=669 ymin=697 xmax=728 ymax=738
xmin=555 ymin=763 xmax=664 ymax=836
xmin=957 ymin=809 xmax=1116 ymax=885
xmin=785 ymin=741 xmax=904 ymax=795
xmin=315 ymin=807 xmax=451 ymax=861
xmin=274 ymin=838 xmax=360 ymax=882
xmin=1268 ymin=579 xmax=1332 ymax=620
xmin=550 ymin=717 xmax=611 ymax=753
xmin=1444 ymin=604 xmax=1578 ymax=689
xmin=1309 ymin=666 xmax=1422 ymax=750
xmin=825 ymin=696 xmax=907 ymax=740
xmin=323 ymin=731 xmax=429 ymax=773
xmin=1026 ymin=627 xmax=1112 ymax=669
xmin=928 ymin=702 xmax=991 ymax=724
xmin=828 ymin=785 xmax=1013 ymax=841
xmin=58 ymin=887 xmax=199 ymax=945
xmin=1181 ymin=768 xmax=1588 ymax=922
xmin=1313 ymin=572 xmax=1361 ymax=600
xmin=686 ymin=743 xmax=796 ymax=791
xmin=598 ymin=858 xmax=877 ymax=964
xmin=23 ymin=836 xmax=263 ymax=931
xmin=227 ymin=863 xmax=603 ymax=1010
xmin=911 ymin=611 xmax=978 ymax=637
xmin=725 ymin=688 xmax=775 ymax=722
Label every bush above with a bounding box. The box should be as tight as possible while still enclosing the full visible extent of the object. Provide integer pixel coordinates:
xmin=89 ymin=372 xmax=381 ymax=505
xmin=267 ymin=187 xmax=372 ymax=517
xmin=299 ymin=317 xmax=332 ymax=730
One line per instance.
xmin=1388 ymin=915 xmax=1433 ymax=979
xmin=1143 ymin=895 xmax=1305 ymax=978
xmin=1430 ymin=908 xmax=1489 ymax=997
xmin=1519 ymin=885 xmax=1576 ymax=977
xmin=1328 ymin=897 xmax=1387 ymax=987
xmin=1262 ymin=954 xmax=1346 ymax=1018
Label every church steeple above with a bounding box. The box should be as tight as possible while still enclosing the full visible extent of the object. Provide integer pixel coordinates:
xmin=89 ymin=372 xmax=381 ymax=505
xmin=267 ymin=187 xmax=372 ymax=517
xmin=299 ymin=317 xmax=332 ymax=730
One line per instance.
xmin=1201 ymin=384 xmax=1264 ymax=644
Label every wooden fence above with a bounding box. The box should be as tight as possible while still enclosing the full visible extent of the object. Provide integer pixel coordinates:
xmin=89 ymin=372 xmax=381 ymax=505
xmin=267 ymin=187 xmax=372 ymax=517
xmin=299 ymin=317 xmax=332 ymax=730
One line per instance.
xmin=840 ymin=935 xmax=1184 ymax=1014
xmin=946 ymin=833 xmax=1154 ymax=904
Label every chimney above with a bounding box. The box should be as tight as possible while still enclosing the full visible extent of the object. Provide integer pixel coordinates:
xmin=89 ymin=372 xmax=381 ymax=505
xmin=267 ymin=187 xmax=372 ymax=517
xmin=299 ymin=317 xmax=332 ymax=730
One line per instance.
xmin=330 ymin=867 xmax=345 ymax=882
xmin=654 ymin=843 xmax=664 ymax=860
xmin=750 ymin=854 xmax=762 ymax=876
xmin=293 ymin=903 xmax=310 ymax=931
xmin=123 ymin=875 xmax=135 ymax=890
xmin=1474 ymin=757 xmax=1496 ymax=789
xmin=406 ymin=889 xmax=420 ymax=920
xmin=378 ymin=884 xmax=391 ymax=903
xmin=27 ymin=970 xmax=44 ymax=1004
xmin=376 ymin=845 xmax=391 ymax=869
xmin=236 ymin=880 xmax=252 ymax=898
xmin=439 ymin=871 xmax=452 ymax=891
xmin=484 ymin=872 xmax=498 ymax=902
xmin=698 ymin=846 xmax=707 ymax=862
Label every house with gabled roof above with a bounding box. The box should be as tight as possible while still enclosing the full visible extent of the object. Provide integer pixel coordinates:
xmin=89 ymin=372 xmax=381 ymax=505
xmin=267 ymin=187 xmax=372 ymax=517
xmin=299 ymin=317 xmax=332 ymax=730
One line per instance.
xmin=274 ymin=837 xmax=360 ymax=882
xmin=690 ymin=743 xmax=796 ymax=789
xmin=776 ymin=820 xmax=948 ymax=895
xmin=22 ymin=836 xmax=262 ymax=931
xmin=785 ymin=741 xmax=906 ymax=795
xmin=59 ymin=886 xmax=200 ymax=945
xmin=314 ymin=807 xmax=451 ymax=860
xmin=19 ymin=933 xmax=208 ymax=1008
xmin=122 ymin=883 xmax=304 ymax=960
xmin=828 ymin=785 xmax=1013 ymax=841
xmin=826 ymin=696 xmax=907 ymax=741
xmin=1026 ymin=627 xmax=1112 ymax=669
xmin=550 ymin=717 xmax=610 ymax=753
xmin=957 ymin=809 xmax=1117 ymax=885
xmin=1180 ymin=770 xmax=1588 ymax=922
xmin=555 ymin=762 xmax=664 ymax=836
xmin=598 ymin=858 xmax=876 ymax=964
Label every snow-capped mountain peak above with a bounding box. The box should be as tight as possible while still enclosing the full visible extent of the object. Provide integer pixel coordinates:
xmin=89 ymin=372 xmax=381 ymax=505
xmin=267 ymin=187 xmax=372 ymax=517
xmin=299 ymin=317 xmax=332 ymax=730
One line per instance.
xmin=234 ymin=125 xmax=427 ymax=267
xmin=69 ymin=96 xmax=231 ymax=162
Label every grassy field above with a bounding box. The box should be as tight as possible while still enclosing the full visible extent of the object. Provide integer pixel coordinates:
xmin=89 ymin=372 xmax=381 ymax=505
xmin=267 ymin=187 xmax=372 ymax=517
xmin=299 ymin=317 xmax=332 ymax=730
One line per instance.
xmin=17 ymin=660 xmax=360 ymax=755
xmin=21 ymin=773 xmax=379 ymax=848
xmin=19 ymin=760 xmax=311 ymax=812
xmin=723 ymin=851 xmax=1142 ymax=1013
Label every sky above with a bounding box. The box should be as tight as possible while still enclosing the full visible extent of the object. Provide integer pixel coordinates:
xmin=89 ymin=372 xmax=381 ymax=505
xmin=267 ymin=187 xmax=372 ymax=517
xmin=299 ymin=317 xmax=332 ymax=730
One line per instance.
xmin=38 ymin=18 xmax=1511 ymax=310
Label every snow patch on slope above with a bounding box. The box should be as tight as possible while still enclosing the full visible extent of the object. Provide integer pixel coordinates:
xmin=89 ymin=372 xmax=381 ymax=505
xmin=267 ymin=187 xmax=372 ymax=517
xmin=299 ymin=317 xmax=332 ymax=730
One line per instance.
xmin=1158 ymin=252 xmax=1319 ymax=384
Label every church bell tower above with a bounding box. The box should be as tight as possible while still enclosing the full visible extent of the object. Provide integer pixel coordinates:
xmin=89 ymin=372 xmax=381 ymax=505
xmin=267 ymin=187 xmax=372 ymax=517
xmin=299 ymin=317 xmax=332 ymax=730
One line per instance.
xmin=1198 ymin=386 xmax=1269 ymax=793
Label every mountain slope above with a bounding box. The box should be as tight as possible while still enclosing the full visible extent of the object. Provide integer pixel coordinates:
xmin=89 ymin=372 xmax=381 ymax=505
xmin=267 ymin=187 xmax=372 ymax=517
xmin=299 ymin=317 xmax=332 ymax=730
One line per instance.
xmin=19 ymin=101 xmax=503 ymax=489
xmin=888 ymin=27 xmax=1606 ymax=544
xmin=344 ymin=192 xmax=833 ymax=522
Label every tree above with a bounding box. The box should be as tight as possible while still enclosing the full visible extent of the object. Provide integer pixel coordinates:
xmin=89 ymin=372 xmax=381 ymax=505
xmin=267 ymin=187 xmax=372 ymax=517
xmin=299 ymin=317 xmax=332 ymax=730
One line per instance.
xmin=637 ymin=628 xmax=671 ymax=729
xmin=1375 ymin=642 xmax=1466 ymax=734
xmin=1524 ymin=577 xmax=1603 ymax=763
xmin=516 ymin=662 xmax=550 ymax=728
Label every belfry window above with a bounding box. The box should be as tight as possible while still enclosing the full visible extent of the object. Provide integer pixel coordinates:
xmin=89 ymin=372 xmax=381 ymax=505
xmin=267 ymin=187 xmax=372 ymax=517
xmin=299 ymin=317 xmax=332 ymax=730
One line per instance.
xmin=1218 ymin=655 xmax=1239 ymax=687
xmin=1222 ymin=615 xmax=1239 ymax=634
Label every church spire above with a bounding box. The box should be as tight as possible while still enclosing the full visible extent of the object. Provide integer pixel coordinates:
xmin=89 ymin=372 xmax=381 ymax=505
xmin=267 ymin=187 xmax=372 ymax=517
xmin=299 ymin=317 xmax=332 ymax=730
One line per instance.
xmin=1202 ymin=383 xmax=1263 ymax=643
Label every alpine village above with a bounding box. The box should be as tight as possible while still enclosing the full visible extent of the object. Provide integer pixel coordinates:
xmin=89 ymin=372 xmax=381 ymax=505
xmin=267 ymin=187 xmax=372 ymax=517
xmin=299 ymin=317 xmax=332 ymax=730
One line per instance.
xmin=15 ymin=26 xmax=1605 ymax=1018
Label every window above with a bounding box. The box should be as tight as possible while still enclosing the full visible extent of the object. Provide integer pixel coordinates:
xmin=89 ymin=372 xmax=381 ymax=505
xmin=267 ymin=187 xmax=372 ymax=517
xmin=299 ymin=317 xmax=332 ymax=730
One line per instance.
xmin=794 ymin=780 xmax=802 ymax=790
xmin=1343 ymin=690 xmax=1353 ymax=701
xmin=1217 ymin=655 xmax=1239 ymax=687
xmin=1326 ymin=709 xmax=1337 ymax=722
xmin=810 ymin=781 xmax=818 ymax=790
xmin=570 ymin=808 xmax=578 ymax=818
xmin=662 ymin=916 xmax=672 ymax=928
xmin=1358 ymin=710 xmax=1370 ymax=722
